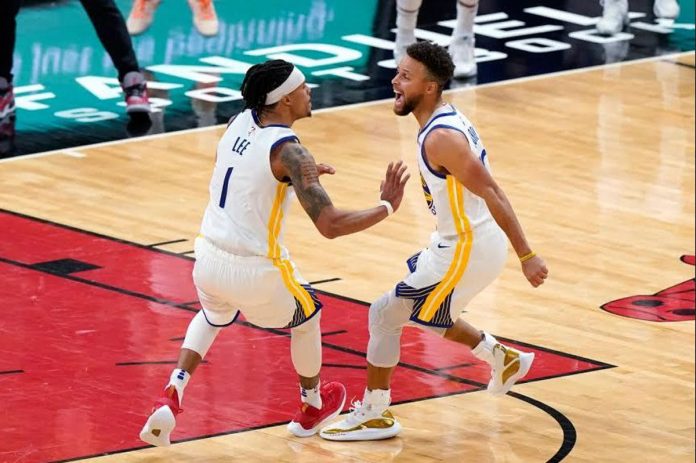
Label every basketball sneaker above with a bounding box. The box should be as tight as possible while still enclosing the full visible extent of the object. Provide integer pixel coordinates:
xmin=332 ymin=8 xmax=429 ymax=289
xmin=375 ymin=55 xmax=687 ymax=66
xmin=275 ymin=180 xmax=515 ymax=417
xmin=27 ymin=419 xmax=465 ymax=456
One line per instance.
xmin=126 ymin=0 xmax=160 ymax=35
xmin=597 ymin=0 xmax=629 ymax=36
xmin=139 ymin=385 xmax=182 ymax=447
xmin=449 ymin=36 xmax=477 ymax=78
xmin=287 ymin=381 xmax=347 ymax=437
xmin=122 ymin=71 xmax=151 ymax=114
xmin=473 ymin=333 xmax=535 ymax=396
xmin=319 ymin=399 xmax=402 ymax=441
xmin=653 ymin=0 xmax=680 ymax=19
xmin=188 ymin=0 xmax=219 ymax=36
xmin=0 ymin=78 xmax=14 ymax=120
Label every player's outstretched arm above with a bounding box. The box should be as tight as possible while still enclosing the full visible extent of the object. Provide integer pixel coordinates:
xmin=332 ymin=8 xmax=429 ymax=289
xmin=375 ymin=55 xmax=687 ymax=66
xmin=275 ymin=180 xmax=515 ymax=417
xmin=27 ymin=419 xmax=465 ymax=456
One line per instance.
xmin=425 ymin=129 xmax=548 ymax=287
xmin=275 ymin=142 xmax=409 ymax=239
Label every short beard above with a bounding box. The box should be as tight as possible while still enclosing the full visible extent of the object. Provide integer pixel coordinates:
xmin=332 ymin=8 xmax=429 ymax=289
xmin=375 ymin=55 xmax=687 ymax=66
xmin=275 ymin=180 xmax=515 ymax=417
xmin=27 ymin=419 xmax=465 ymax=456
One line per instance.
xmin=393 ymin=94 xmax=420 ymax=116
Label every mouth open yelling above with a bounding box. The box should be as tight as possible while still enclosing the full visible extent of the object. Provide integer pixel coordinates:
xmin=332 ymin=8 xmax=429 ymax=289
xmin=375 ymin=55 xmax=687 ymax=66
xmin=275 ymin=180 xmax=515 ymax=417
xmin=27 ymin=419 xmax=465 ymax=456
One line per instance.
xmin=394 ymin=90 xmax=404 ymax=108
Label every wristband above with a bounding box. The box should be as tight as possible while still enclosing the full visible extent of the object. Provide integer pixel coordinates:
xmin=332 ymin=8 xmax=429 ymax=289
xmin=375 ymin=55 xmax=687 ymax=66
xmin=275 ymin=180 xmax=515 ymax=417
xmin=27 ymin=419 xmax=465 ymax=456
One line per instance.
xmin=379 ymin=200 xmax=394 ymax=216
xmin=519 ymin=251 xmax=536 ymax=263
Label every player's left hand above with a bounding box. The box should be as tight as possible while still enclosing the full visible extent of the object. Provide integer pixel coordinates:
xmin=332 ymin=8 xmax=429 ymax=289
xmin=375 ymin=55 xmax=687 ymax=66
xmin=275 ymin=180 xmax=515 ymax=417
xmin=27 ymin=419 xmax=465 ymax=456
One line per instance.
xmin=316 ymin=163 xmax=336 ymax=176
xmin=522 ymin=255 xmax=548 ymax=287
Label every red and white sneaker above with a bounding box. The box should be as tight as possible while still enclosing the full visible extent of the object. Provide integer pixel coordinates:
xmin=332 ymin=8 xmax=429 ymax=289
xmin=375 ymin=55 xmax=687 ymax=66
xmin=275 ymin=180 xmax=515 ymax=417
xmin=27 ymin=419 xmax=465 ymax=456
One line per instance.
xmin=122 ymin=71 xmax=151 ymax=114
xmin=139 ymin=385 xmax=182 ymax=447
xmin=0 ymin=81 xmax=14 ymax=120
xmin=187 ymin=0 xmax=219 ymax=36
xmin=127 ymin=0 xmax=161 ymax=35
xmin=287 ymin=382 xmax=346 ymax=437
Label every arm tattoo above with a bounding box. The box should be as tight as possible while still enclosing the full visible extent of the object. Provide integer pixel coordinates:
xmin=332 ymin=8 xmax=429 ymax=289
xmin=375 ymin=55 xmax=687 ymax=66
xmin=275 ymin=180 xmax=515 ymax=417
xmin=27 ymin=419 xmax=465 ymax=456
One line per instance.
xmin=279 ymin=143 xmax=332 ymax=222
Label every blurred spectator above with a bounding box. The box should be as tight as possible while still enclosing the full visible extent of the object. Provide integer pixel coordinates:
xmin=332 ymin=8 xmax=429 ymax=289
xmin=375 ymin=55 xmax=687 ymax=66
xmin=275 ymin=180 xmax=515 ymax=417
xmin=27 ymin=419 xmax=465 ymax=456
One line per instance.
xmin=127 ymin=0 xmax=219 ymax=36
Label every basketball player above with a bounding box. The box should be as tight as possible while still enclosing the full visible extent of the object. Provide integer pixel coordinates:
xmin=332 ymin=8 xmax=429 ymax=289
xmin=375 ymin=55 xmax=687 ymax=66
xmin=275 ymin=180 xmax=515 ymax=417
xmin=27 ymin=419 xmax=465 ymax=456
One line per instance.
xmin=394 ymin=0 xmax=478 ymax=78
xmin=598 ymin=0 xmax=680 ymax=36
xmin=320 ymin=42 xmax=548 ymax=441
xmin=139 ymin=59 xmax=410 ymax=446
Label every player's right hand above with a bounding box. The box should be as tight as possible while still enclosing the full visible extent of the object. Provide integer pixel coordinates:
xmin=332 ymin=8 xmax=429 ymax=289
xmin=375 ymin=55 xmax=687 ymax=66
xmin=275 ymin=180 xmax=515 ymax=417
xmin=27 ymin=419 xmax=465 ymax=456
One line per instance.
xmin=380 ymin=161 xmax=410 ymax=212
xmin=522 ymin=255 xmax=548 ymax=287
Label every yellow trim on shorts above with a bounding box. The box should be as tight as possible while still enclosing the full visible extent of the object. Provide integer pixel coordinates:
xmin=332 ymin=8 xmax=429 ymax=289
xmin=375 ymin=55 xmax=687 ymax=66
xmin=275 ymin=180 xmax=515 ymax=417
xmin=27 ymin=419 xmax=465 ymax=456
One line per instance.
xmin=417 ymin=176 xmax=473 ymax=322
xmin=266 ymin=183 xmax=316 ymax=317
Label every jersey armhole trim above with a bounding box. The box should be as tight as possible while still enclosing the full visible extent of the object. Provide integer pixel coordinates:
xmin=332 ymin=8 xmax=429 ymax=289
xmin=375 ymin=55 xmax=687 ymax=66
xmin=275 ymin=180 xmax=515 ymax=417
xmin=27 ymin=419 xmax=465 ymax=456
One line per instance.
xmin=420 ymin=124 xmax=467 ymax=180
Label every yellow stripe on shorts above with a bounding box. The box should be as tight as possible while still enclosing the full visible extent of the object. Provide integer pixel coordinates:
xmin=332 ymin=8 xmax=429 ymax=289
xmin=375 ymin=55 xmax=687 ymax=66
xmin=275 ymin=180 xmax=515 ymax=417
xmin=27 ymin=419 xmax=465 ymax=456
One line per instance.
xmin=266 ymin=183 xmax=316 ymax=317
xmin=417 ymin=176 xmax=473 ymax=322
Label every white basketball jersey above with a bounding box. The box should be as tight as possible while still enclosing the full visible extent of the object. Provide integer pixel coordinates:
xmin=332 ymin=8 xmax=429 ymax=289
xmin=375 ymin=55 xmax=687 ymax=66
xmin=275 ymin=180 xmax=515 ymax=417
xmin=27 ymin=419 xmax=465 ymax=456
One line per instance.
xmin=417 ymin=104 xmax=495 ymax=242
xmin=199 ymin=109 xmax=298 ymax=258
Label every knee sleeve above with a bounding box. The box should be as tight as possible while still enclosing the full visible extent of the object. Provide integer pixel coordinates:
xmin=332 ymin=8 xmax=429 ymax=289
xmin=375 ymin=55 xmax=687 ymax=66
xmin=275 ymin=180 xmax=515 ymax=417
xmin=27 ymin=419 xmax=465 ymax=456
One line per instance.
xmin=181 ymin=310 xmax=222 ymax=359
xmin=290 ymin=312 xmax=322 ymax=378
xmin=366 ymin=292 xmax=412 ymax=368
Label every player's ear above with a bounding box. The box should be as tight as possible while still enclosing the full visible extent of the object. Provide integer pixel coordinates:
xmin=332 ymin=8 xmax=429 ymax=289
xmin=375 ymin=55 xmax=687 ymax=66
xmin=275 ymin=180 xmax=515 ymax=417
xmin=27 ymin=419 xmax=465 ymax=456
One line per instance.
xmin=425 ymin=80 xmax=438 ymax=96
xmin=280 ymin=94 xmax=293 ymax=107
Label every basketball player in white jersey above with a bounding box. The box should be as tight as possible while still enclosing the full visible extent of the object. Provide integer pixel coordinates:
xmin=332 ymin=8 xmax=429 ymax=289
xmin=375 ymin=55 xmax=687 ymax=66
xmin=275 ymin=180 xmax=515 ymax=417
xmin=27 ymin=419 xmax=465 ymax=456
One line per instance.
xmin=139 ymin=59 xmax=410 ymax=446
xmin=395 ymin=0 xmax=478 ymax=78
xmin=320 ymin=42 xmax=548 ymax=441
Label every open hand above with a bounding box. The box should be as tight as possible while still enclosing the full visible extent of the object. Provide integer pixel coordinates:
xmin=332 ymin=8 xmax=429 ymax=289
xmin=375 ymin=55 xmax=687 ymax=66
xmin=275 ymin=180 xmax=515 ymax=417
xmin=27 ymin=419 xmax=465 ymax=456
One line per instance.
xmin=380 ymin=160 xmax=410 ymax=213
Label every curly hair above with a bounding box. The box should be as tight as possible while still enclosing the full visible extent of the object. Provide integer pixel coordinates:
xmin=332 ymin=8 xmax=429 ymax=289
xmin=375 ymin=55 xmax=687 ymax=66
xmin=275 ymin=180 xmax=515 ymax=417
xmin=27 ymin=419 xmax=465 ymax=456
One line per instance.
xmin=240 ymin=59 xmax=294 ymax=115
xmin=405 ymin=41 xmax=454 ymax=93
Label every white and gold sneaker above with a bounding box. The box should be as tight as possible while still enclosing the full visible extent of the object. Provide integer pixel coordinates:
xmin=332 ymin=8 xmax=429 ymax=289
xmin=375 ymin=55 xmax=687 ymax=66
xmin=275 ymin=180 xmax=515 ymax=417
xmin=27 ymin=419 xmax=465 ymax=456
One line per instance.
xmin=473 ymin=332 xmax=534 ymax=396
xmin=488 ymin=343 xmax=534 ymax=396
xmin=319 ymin=400 xmax=401 ymax=441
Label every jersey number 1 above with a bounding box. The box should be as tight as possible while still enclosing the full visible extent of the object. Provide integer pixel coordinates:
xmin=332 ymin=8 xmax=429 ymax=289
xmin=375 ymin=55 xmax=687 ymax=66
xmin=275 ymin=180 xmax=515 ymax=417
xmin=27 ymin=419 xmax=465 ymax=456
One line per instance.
xmin=218 ymin=167 xmax=234 ymax=208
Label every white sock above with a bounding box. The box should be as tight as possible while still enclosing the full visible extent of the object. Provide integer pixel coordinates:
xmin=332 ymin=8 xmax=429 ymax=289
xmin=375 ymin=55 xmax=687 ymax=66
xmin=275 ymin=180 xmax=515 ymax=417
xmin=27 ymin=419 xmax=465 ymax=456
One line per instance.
xmin=452 ymin=0 xmax=479 ymax=41
xmin=471 ymin=331 xmax=497 ymax=366
xmin=166 ymin=368 xmax=190 ymax=403
xmin=363 ymin=388 xmax=391 ymax=412
xmin=301 ymin=381 xmax=322 ymax=409
xmin=396 ymin=0 xmax=423 ymax=35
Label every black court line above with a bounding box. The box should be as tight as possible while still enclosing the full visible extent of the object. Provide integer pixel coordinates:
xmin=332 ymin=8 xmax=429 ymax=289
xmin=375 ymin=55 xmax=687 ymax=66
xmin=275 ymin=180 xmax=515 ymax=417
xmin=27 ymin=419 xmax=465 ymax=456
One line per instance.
xmin=0 ymin=256 xmax=198 ymax=315
xmin=496 ymin=336 xmax=616 ymax=369
xmin=309 ymin=277 xmax=342 ymax=285
xmin=509 ymin=391 xmax=577 ymax=463
xmin=323 ymin=363 xmax=366 ymax=370
xmin=664 ymin=60 xmax=696 ymax=70
xmin=1 ymin=209 xmax=613 ymax=462
xmin=48 ymin=386 xmax=501 ymax=463
xmin=1 ymin=209 xmax=194 ymax=261
xmin=321 ymin=330 xmax=348 ymax=337
xmin=147 ymin=238 xmax=188 ymax=248
xmin=0 ymin=369 xmax=24 ymax=375
xmin=115 ymin=360 xmax=208 ymax=366
xmin=178 ymin=250 xmax=195 ymax=255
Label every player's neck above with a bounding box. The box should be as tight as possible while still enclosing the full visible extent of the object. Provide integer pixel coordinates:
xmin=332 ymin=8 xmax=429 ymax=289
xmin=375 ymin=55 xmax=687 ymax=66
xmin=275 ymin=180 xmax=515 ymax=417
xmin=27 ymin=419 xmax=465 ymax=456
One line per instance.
xmin=413 ymin=99 xmax=446 ymax=128
xmin=258 ymin=110 xmax=294 ymax=128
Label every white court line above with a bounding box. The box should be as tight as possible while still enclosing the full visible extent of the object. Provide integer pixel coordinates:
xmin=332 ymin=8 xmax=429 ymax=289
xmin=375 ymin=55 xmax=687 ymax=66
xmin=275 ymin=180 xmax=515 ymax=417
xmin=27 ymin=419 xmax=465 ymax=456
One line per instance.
xmin=61 ymin=149 xmax=86 ymax=158
xmin=1 ymin=50 xmax=692 ymax=164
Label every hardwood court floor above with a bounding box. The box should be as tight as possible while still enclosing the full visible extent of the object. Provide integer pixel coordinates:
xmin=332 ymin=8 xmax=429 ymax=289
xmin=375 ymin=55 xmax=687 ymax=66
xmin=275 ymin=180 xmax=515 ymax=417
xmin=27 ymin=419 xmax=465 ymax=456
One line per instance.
xmin=1 ymin=53 xmax=693 ymax=462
